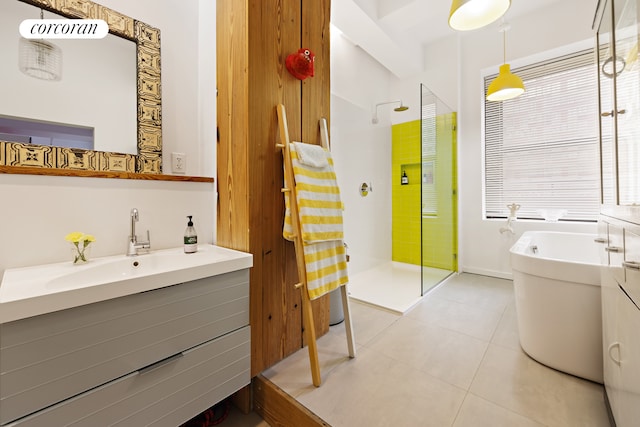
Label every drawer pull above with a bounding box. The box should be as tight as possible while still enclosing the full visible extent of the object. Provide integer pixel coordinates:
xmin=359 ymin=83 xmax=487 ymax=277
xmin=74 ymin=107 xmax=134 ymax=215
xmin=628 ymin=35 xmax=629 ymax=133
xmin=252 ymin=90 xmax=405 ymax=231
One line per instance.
xmin=594 ymin=237 xmax=608 ymax=243
xmin=608 ymin=342 xmax=621 ymax=365
xmin=623 ymin=261 xmax=640 ymax=270
xmin=138 ymin=352 xmax=184 ymax=375
xmin=605 ymin=246 xmax=623 ymax=253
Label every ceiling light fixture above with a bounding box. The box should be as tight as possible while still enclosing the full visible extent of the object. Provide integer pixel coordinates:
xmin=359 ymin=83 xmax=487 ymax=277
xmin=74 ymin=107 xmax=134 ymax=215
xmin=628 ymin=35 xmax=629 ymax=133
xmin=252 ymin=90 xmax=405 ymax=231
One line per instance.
xmin=18 ymin=9 xmax=62 ymax=81
xmin=448 ymin=0 xmax=511 ymax=31
xmin=486 ymin=22 xmax=524 ymax=102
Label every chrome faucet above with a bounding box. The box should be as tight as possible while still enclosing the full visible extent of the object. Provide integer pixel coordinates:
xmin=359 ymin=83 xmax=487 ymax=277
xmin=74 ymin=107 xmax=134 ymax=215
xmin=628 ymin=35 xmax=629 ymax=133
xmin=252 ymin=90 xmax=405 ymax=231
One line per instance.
xmin=127 ymin=208 xmax=151 ymax=256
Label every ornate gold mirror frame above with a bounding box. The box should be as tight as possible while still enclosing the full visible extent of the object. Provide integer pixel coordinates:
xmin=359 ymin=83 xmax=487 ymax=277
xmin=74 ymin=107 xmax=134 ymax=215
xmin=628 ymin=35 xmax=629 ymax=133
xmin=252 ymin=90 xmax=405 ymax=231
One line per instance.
xmin=1 ymin=0 xmax=162 ymax=176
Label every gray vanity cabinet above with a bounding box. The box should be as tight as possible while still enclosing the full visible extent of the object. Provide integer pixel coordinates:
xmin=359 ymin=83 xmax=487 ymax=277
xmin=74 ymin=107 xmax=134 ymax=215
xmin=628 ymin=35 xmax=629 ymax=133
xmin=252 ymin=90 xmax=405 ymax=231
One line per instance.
xmin=0 ymin=269 xmax=250 ymax=426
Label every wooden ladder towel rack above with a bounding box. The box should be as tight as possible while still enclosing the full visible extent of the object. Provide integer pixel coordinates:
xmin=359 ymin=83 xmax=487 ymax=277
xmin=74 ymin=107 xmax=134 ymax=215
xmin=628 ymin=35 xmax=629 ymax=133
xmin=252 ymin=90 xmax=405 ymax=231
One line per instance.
xmin=276 ymin=104 xmax=356 ymax=387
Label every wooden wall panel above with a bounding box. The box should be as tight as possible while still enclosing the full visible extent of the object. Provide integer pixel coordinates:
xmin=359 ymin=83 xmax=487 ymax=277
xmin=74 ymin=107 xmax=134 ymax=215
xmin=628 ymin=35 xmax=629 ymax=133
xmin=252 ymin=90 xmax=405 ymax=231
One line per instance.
xmin=302 ymin=0 xmax=332 ymax=338
xmin=247 ymin=0 xmax=303 ymax=375
xmin=216 ymin=0 xmax=250 ymax=252
xmin=217 ymin=0 xmax=332 ymax=378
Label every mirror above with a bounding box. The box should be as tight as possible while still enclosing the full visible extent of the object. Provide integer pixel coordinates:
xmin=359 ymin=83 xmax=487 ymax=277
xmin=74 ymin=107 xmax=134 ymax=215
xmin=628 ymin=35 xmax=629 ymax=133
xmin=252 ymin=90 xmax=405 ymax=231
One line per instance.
xmin=0 ymin=0 xmax=162 ymax=175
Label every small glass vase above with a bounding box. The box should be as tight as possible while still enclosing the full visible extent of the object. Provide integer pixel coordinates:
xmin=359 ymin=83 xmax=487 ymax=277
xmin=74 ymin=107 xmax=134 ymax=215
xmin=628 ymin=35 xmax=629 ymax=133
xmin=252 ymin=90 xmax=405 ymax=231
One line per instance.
xmin=70 ymin=242 xmax=92 ymax=264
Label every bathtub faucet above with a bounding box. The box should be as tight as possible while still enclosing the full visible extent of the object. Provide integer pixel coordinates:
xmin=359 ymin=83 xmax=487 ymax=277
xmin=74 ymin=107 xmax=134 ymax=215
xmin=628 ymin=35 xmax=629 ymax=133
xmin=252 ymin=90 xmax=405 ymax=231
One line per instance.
xmin=500 ymin=203 xmax=520 ymax=235
xmin=499 ymin=216 xmax=515 ymax=235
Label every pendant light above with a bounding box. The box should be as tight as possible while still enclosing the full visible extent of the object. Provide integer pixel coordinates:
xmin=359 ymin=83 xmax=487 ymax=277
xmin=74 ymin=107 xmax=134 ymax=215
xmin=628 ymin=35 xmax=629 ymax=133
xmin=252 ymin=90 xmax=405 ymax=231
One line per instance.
xmin=448 ymin=0 xmax=511 ymax=31
xmin=486 ymin=23 xmax=524 ymax=101
xmin=18 ymin=9 xmax=62 ymax=81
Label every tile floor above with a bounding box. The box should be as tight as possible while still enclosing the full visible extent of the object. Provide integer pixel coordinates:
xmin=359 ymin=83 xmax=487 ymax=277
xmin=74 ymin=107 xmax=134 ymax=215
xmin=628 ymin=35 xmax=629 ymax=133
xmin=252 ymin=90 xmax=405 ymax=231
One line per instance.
xmin=257 ymin=273 xmax=610 ymax=427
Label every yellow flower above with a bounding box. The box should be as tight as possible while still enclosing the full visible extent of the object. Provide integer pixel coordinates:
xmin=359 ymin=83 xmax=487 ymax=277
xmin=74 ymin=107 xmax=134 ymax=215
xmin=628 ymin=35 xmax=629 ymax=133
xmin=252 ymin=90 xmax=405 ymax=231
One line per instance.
xmin=65 ymin=231 xmax=85 ymax=243
xmin=65 ymin=232 xmax=96 ymax=244
xmin=65 ymin=232 xmax=96 ymax=264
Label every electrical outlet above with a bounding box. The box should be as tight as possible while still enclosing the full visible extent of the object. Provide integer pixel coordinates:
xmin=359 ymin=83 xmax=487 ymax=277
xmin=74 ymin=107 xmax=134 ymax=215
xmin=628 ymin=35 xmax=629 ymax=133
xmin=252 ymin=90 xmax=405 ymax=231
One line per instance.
xmin=171 ymin=152 xmax=186 ymax=173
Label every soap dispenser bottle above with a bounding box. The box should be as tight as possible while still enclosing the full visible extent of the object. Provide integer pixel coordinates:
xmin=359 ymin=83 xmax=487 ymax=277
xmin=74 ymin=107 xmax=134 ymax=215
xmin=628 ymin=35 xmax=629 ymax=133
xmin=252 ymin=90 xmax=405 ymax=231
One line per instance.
xmin=184 ymin=215 xmax=198 ymax=253
xmin=401 ymin=170 xmax=409 ymax=185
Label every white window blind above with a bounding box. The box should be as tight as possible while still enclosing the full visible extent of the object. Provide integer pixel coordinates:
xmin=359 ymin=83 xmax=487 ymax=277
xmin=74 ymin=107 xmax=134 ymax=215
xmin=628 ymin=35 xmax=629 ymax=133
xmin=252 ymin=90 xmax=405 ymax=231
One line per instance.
xmin=484 ymin=48 xmax=600 ymax=222
xmin=422 ymin=102 xmax=437 ymax=215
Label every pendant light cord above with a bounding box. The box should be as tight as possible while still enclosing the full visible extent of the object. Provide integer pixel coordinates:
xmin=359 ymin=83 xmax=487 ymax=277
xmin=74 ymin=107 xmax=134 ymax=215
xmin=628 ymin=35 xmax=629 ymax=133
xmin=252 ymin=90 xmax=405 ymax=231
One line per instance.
xmin=498 ymin=20 xmax=510 ymax=65
xmin=502 ymin=30 xmax=506 ymax=64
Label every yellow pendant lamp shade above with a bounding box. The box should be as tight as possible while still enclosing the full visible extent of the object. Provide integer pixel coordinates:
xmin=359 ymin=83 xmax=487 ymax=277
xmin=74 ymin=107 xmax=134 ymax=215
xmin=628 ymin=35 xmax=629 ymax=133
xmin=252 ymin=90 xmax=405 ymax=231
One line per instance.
xmin=486 ymin=23 xmax=524 ymax=101
xmin=486 ymin=63 xmax=524 ymax=101
xmin=449 ymin=0 xmax=511 ymax=31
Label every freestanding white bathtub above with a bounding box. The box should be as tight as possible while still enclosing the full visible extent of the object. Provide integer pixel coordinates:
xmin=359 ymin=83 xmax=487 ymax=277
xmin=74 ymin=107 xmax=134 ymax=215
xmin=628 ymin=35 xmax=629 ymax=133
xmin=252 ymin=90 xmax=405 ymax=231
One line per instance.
xmin=510 ymin=231 xmax=603 ymax=383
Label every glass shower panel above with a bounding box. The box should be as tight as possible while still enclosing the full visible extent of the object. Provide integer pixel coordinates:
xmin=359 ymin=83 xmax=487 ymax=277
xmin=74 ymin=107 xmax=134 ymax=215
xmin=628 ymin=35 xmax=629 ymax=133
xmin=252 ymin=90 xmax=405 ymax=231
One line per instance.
xmin=420 ymin=84 xmax=457 ymax=296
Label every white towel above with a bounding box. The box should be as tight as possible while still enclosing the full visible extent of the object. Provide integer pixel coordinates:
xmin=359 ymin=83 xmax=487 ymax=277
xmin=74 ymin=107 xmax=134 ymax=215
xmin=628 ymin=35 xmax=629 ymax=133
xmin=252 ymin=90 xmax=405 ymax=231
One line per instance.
xmin=292 ymin=141 xmax=329 ymax=168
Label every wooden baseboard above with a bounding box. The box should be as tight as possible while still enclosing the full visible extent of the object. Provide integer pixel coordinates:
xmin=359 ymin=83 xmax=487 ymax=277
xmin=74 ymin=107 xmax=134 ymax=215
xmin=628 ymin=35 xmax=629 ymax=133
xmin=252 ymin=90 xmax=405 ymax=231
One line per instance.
xmin=253 ymin=375 xmax=330 ymax=427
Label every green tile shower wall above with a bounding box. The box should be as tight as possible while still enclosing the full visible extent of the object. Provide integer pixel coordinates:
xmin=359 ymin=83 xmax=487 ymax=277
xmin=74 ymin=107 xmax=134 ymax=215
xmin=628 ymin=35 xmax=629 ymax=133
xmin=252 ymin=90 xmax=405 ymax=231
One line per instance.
xmin=424 ymin=113 xmax=457 ymax=271
xmin=392 ymin=121 xmax=422 ymax=265
xmin=392 ymin=114 xmax=457 ymax=270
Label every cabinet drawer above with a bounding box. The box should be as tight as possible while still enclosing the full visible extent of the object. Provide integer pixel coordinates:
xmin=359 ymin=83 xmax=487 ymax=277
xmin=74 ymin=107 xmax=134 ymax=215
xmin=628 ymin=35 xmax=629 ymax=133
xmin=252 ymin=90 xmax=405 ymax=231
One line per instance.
xmin=6 ymin=326 xmax=251 ymax=427
xmin=0 ymin=269 xmax=249 ymax=425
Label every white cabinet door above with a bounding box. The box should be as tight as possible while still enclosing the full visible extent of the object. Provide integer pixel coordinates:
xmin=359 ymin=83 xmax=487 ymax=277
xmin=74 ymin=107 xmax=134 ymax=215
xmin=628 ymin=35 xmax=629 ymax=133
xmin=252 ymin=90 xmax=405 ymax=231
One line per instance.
xmin=601 ymin=263 xmax=622 ymax=420
xmin=616 ymin=290 xmax=640 ymax=427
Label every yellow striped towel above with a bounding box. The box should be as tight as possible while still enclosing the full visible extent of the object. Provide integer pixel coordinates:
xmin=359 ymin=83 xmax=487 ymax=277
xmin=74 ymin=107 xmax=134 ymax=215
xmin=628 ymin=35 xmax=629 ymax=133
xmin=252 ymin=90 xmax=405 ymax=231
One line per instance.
xmin=302 ymin=240 xmax=349 ymax=300
xmin=283 ymin=142 xmax=344 ymax=242
xmin=283 ymin=142 xmax=348 ymax=300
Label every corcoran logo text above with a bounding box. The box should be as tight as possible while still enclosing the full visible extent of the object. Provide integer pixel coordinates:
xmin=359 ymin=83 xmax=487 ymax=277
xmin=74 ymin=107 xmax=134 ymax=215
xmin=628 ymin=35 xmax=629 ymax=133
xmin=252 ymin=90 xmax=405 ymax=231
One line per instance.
xmin=20 ymin=19 xmax=108 ymax=39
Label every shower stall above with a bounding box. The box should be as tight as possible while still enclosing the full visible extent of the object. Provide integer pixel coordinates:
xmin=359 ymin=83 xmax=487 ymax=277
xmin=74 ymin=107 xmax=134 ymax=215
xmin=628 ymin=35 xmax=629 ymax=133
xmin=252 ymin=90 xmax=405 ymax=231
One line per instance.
xmin=330 ymin=85 xmax=457 ymax=313
xmin=417 ymin=84 xmax=457 ymax=296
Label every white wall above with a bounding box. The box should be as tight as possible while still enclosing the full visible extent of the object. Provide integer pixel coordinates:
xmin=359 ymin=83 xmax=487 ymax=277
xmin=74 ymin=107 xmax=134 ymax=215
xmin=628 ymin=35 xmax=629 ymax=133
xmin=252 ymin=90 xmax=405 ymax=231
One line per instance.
xmin=330 ymin=29 xmax=393 ymax=274
xmin=0 ymin=0 xmax=216 ymax=274
xmin=389 ymin=36 xmax=459 ymax=124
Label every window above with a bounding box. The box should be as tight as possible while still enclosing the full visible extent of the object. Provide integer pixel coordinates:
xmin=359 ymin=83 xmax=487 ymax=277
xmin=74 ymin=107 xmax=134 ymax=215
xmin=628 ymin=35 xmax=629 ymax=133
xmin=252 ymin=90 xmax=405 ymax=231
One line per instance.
xmin=483 ymin=48 xmax=600 ymax=222
xmin=422 ymin=101 xmax=437 ymax=215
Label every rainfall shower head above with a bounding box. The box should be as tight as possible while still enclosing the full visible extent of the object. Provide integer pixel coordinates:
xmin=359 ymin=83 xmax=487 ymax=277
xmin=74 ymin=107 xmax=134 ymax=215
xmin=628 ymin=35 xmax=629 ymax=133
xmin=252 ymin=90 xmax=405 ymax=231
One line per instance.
xmin=372 ymin=100 xmax=409 ymax=124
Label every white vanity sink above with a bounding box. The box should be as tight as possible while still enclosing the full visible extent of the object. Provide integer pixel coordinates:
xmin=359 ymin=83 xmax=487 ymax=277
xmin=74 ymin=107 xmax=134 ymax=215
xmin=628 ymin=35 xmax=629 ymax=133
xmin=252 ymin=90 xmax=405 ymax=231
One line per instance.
xmin=0 ymin=244 xmax=252 ymax=323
